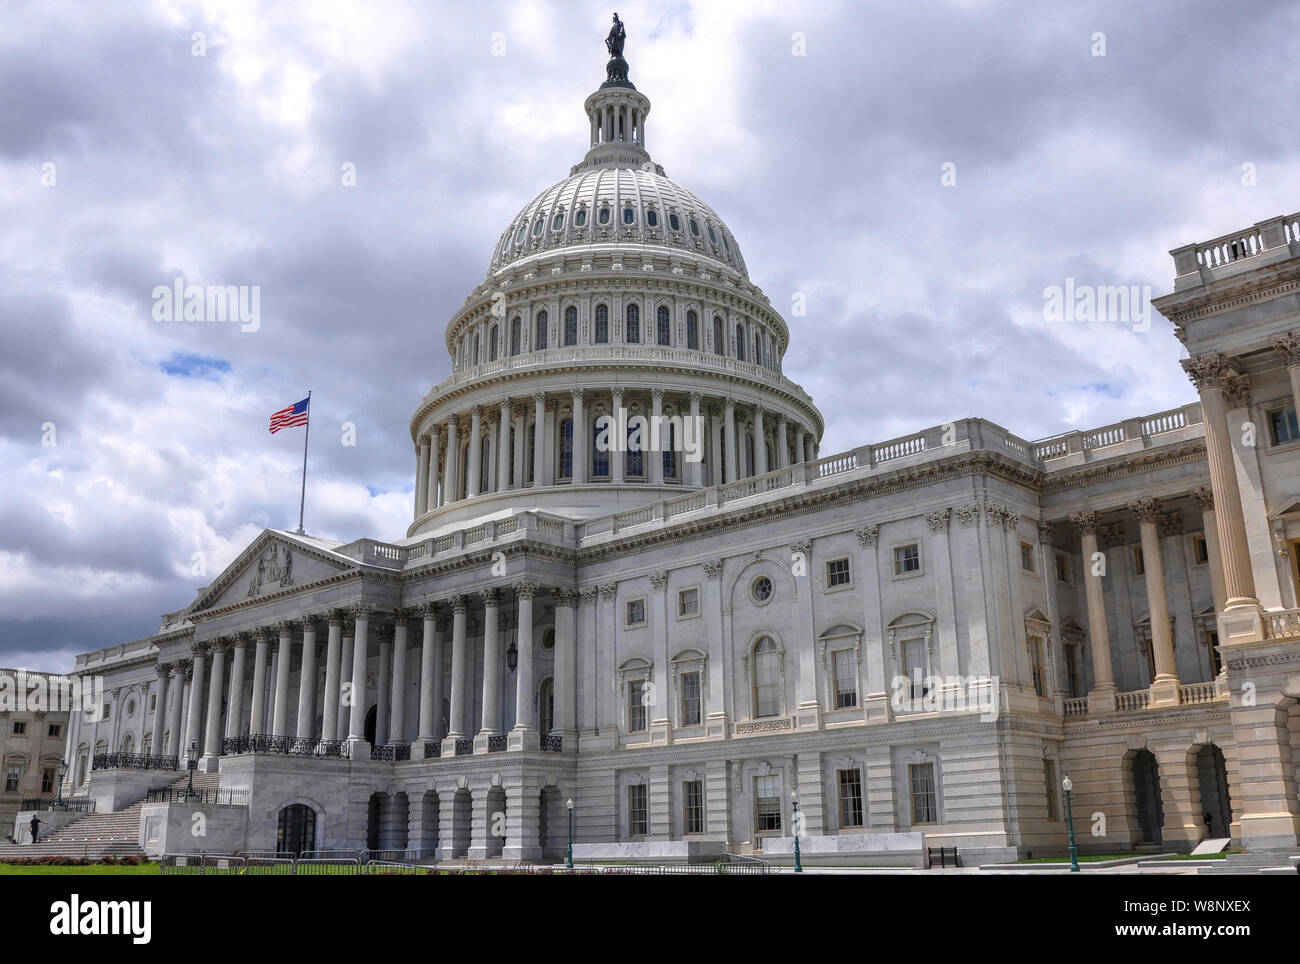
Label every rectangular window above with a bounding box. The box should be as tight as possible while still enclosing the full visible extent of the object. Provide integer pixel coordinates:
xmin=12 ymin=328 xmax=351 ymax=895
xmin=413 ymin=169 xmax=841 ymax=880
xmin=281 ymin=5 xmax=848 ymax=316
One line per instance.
xmin=902 ymin=638 xmax=930 ymax=699
xmin=1029 ymin=635 xmax=1045 ymax=697
xmin=678 ymin=587 xmax=699 ymax=617
xmin=894 ymin=543 xmax=920 ymax=576
xmin=626 ymin=598 xmax=645 ymax=626
xmin=909 ymin=763 xmax=938 ymax=825
xmin=559 ymin=418 xmax=573 ymax=479
xmin=1020 ymin=542 xmax=1036 ymax=572
xmin=1193 ymin=535 xmax=1209 ymax=565
xmin=1207 ymin=630 xmax=1222 ymax=677
xmin=535 ymin=316 xmax=548 ymax=350
xmin=755 ymin=775 xmax=782 ymax=833
xmin=627 ymin=681 xmax=648 ymax=732
xmin=838 ymin=769 xmax=864 ymax=828
xmin=833 ymin=649 xmax=858 ymax=709
xmin=41 ymin=768 xmax=54 ymax=794
xmin=1055 ymin=552 xmax=1070 ymax=583
xmin=1065 ymin=644 xmax=1080 ymax=698
xmin=4 ymin=766 xmax=19 ymax=792
xmin=826 ymin=557 xmax=851 ymax=588
xmin=683 ymin=780 xmax=704 ymax=834
xmin=12 ymin=721 xmax=26 ymax=736
xmin=1044 ymin=759 xmax=1058 ymax=821
xmin=628 ymin=784 xmax=648 ymax=836
xmin=47 ymin=723 xmax=61 ymax=738
xmin=1133 ymin=546 xmax=1145 ymax=576
xmin=1268 ymin=405 xmax=1300 ymax=446
xmin=686 ymin=314 xmax=699 ymax=350
xmin=680 ymin=671 xmax=702 ymax=727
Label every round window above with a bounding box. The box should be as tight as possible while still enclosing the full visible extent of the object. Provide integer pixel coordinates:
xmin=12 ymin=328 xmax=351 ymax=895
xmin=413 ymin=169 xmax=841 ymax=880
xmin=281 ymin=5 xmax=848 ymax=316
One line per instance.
xmin=126 ymin=699 xmax=136 ymax=717
xmin=575 ymin=209 xmax=588 ymax=227
xmin=542 ymin=628 xmax=555 ymax=651
xmin=669 ymin=213 xmax=681 ymax=232
xmin=598 ymin=207 xmax=611 ymax=225
xmin=623 ymin=207 xmax=635 ymax=225
xmin=646 ymin=209 xmax=658 ymax=227
xmin=752 ymin=576 xmax=773 ymax=604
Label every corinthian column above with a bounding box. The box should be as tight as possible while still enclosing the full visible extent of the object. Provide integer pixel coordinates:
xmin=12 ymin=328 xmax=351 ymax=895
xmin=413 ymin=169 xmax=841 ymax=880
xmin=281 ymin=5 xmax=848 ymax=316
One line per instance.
xmin=512 ymin=581 xmax=539 ymax=750
xmin=427 ymin=423 xmax=441 ymax=509
xmin=249 ymin=629 xmax=270 ymax=735
xmin=444 ymin=596 xmax=469 ymax=751
xmin=272 ymin=620 xmax=294 ymax=738
xmin=1069 ymin=512 xmax=1117 ymax=710
xmin=415 ymin=604 xmax=441 ymax=752
xmin=201 ymin=638 xmax=228 ymax=767
xmin=347 ymin=604 xmax=372 ymax=753
xmin=723 ymin=397 xmax=737 ymax=482
xmin=321 ymin=611 xmax=342 ymax=743
xmin=415 ymin=439 xmax=429 ymax=521
xmin=390 ymin=611 xmax=409 ymax=744
xmin=753 ymin=405 xmax=768 ymax=475
xmin=477 ymin=588 xmax=501 ymax=744
xmin=467 ymin=406 xmax=483 ymax=497
xmin=1130 ymin=499 xmax=1179 ymax=705
xmin=444 ymin=415 xmax=460 ymax=503
xmin=688 ymin=392 xmax=703 ymax=486
xmin=1182 ymin=353 xmax=1261 ymax=641
xmin=150 ymin=664 xmax=170 ymax=755
xmin=498 ymin=399 xmax=512 ymax=492
xmin=166 ymin=661 xmax=186 ymax=757
xmin=572 ymin=389 xmax=587 ymax=484
xmin=649 ymin=389 xmax=663 ymax=484
xmin=532 ymin=393 xmax=546 ymax=486
xmin=1273 ymin=330 xmax=1300 ymax=421
xmin=186 ymin=643 xmax=208 ymax=760
xmin=296 ymin=617 xmax=319 ymax=740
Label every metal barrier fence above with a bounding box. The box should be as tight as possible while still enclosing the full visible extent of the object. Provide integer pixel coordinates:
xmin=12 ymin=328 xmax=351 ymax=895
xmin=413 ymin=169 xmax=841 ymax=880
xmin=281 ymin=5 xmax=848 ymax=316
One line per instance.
xmin=162 ymin=852 xmax=769 ymax=875
xmin=145 ymin=786 xmax=250 ymax=806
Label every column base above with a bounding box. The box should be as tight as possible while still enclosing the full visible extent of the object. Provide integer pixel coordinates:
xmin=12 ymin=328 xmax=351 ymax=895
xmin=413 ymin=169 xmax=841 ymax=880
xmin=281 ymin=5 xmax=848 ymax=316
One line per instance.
xmin=473 ymin=731 xmax=499 ymax=754
xmin=863 ymin=693 xmax=893 ymax=724
xmin=347 ymin=738 xmax=371 ymax=761
xmin=649 ymin=719 xmax=672 ymax=746
xmin=198 ymin=755 xmax=222 ymax=774
xmin=705 ymin=712 xmax=729 ymax=740
xmin=1149 ymin=676 xmax=1181 ymax=707
xmin=410 ymin=738 xmax=436 ymax=759
xmin=1218 ymin=604 xmax=1264 ymax=646
xmin=795 ymin=701 xmax=823 ymax=732
xmin=1086 ymin=686 xmax=1117 ymax=715
xmin=441 ymin=735 xmax=462 ymax=758
xmin=508 ymin=727 xmax=540 ymax=752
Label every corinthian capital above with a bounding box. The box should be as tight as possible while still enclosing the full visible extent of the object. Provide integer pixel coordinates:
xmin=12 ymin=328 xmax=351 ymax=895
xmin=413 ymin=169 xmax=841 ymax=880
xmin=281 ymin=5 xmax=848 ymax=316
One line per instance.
xmin=514 ymin=580 xmax=539 ymax=600
xmin=1191 ymin=486 xmax=1214 ymax=511
xmin=1181 ymin=352 xmax=1234 ymax=391
xmin=1129 ymin=498 xmax=1162 ymax=524
xmin=1272 ymin=330 xmax=1300 ymax=368
xmin=1069 ymin=511 xmax=1101 ymax=534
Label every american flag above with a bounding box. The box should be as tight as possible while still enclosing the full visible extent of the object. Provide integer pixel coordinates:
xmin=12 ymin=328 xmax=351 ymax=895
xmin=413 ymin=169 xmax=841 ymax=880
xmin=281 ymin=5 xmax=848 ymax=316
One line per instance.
xmin=269 ymin=396 xmax=310 ymax=434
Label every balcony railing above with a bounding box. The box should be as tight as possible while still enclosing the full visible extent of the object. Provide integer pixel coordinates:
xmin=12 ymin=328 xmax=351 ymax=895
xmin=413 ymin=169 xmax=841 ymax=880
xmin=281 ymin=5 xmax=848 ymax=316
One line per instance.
xmin=370 ymin=743 xmax=411 ymax=762
xmin=222 ymin=734 xmax=351 ymax=759
xmin=1263 ymin=608 xmax=1300 ymax=641
xmin=423 ymin=742 xmax=441 ymax=759
xmin=1062 ymin=698 xmax=1089 ymax=718
xmin=146 ymin=786 xmax=249 ymax=806
xmin=541 ymin=734 xmax=563 ymax=752
xmin=454 ymin=739 xmax=473 ymax=756
xmin=1115 ymin=690 xmax=1151 ymax=712
xmin=487 ymin=735 xmax=507 ymax=753
xmin=91 ymin=753 xmax=178 ymax=772
xmin=1179 ymin=682 xmax=1219 ymax=705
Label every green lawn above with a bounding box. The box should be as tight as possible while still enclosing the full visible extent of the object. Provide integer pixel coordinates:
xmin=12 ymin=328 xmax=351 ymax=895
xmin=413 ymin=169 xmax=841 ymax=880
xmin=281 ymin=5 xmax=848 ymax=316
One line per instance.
xmin=1154 ymin=851 xmax=1235 ymax=861
xmin=0 ymin=862 xmax=159 ymax=875
xmin=1014 ymin=853 xmax=1141 ymax=864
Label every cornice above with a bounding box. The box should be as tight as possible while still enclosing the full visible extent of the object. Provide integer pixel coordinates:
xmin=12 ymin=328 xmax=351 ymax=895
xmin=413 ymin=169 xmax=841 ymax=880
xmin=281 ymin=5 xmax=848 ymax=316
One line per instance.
xmin=1038 ymin=443 xmax=1207 ymax=495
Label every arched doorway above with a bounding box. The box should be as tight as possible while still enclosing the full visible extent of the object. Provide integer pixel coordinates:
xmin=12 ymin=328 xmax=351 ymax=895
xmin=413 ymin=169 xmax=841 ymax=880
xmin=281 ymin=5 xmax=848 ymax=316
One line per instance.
xmin=1195 ymin=745 xmax=1232 ymax=839
xmin=1132 ymin=750 xmax=1164 ymax=843
xmin=539 ymin=786 xmax=564 ymax=860
xmin=277 ymin=804 xmax=317 ymax=856
xmin=451 ymin=788 xmax=472 ymax=858
xmin=366 ymin=793 xmax=385 ymax=850
xmin=364 ymin=705 xmax=377 ymax=746
xmin=420 ymin=790 xmax=440 ymax=858
xmin=486 ymin=787 xmax=506 ymax=859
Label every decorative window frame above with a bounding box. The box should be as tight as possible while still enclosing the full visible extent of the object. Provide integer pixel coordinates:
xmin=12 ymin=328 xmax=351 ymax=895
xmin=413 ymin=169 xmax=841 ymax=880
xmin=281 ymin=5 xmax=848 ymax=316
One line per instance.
xmin=670 ymin=648 xmax=708 ymax=728
xmin=824 ymin=556 xmax=853 ymax=592
xmin=750 ymin=574 xmax=775 ymax=607
xmin=890 ymin=540 xmax=925 ymax=580
xmin=676 ymin=585 xmax=701 ymax=620
xmin=1025 ymin=607 xmax=1052 ymax=698
xmin=625 ymin=597 xmax=647 ymax=629
xmin=618 ymin=657 xmax=653 ymax=734
xmin=819 ymin=623 xmax=863 ymax=711
xmin=744 ymin=634 xmax=787 ymax=720
xmin=888 ymin=611 xmax=936 ymax=684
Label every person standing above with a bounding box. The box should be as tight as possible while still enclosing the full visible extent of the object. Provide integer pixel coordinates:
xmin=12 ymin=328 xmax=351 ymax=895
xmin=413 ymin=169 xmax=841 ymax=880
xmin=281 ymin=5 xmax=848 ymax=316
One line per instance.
xmin=28 ymin=815 xmax=43 ymax=844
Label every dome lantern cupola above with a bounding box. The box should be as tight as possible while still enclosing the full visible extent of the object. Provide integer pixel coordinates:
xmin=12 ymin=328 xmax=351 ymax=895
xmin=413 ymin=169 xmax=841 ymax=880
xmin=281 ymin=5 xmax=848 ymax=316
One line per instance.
xmin=578 ymin=13 xmax=654 ymax=174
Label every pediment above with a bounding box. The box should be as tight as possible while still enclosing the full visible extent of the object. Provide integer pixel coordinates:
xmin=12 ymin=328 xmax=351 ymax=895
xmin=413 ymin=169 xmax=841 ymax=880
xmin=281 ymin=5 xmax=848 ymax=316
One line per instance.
xmin=189 ymin=531 xmax=357 ymax=614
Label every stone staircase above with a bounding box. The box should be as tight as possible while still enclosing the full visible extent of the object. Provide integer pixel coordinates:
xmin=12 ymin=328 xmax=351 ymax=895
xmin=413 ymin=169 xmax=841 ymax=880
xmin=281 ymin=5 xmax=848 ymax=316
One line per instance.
xmin=0 ymin=771 xmax=222 ymax=860
xmin=1198 ymin=851 xmax=1300 ymax=875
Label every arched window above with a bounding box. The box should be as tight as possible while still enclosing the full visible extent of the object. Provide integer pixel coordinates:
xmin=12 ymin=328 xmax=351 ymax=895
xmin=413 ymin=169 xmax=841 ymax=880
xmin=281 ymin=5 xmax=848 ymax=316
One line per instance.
xmin=656 ymin=305 xmax=671 ymax=345
xmin=489 ymin=324 xmax=499 ymax=361
xmin=527 ymin=424 xmax=536 ymax=484
xmin=594 ymin=304 xmax=609 ymax=343
xmin=626 ymin=418 xmax=644 ymax=477
xmin=535 ymin=311 xmax=549 ymax=350
xmin=745 ymin=433 xmax=755 ymax=477
xmin=752 ymin=637 xmax=781 ymax=718
xmin=564 ymin=306 xmax=578 ymax=346
xmin=626 ymin=304 xmax=640 ymax=343
xmin=735 ymin=324 xmax=745 ymax=361
xmin=753 ymin=332 xmax=762 ymax=367
xmin=662 ymin=421 xmax=677 ymax=479
xmin=510 ymin=317 xmax=521 ymax=356
xmin=473 ymin=333 xmax=481 ymax=364
xmin=480 ymin=435 xmax=491 ymax=489
xmin=559 ymin=418 xmax=574 ymax=479
xmin=713 ymin=316 xmax=724 ymax=355
xmin=686 ymin=310 xmax=699 ymax=350
xmin=593 ymin=417 xmax=609 ymax=476
xmin=120 ymin=733 xmax=134 ymax=755
xmin=277 ymin=804 xmax=317 ymax=857
xmin=538 ymin=678 xmax=554 ymax=735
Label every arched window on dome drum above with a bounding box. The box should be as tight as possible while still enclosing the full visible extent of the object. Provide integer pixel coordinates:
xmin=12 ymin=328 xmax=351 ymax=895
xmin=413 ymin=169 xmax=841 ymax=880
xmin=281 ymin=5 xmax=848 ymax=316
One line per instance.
xmin=623 ymin=206 xmax=635 ymax=225
xmin=552 ymin=213 xmax=564 ymax=231
xmin=510 ymin=317 xmax=521 ymax=356
xmin=753 ymin=637 xmax=781 ymax=718
xmin=662 ymin=422 xmax=676 ymax=480
xmin=734 ymin=325 xmax=744 ymax=361
xmin=575 ymin=209 xmax=587 ymax=228
xmin=646 ymin=209 xmax=658 ymax=228
xmin=686 ymin=310 xmax=699 ymax=350
xmin=752 ymin=332 xmax=761 ymax=368
xmin=626 ymin=304 xmax=640 ymax=344
xmin=713 ymin=316 xmax=724 ymax=356
xmin=599 ymin=207 xmax=611 ymax=226
xmin=592 ymin=417 xmax=609 ymax=477
xmin=669 ymin=213 xmax=681 ymax=232
xmin=535 ymin=311 xmax=548 ymax=350
xmin=527 ymin=424 xmax=536 ymax=484
xmin=538 ymin=677 xmax=554 ymax=735
xmin=489 ymin=324 xmax=499 ymax=361
xmin=474 ymin=333 xmax=481 ymax=364
xmin=657 ymin=306 xmax=671 ymax=346
xmin=564 ymin=306 xmax=578 ymax=346
xmin=558 ymin=418 xmax=574 ymax=480
xmin=594 ymin=304 xmax=609 ymax=343
xmin=626 ymin=419 xmax=644 ymax=477
xmin=745 ymin=432 xmax=755 ymax=477
xmin=459 ymin=442 xmax=470 ymax=500
xmin=480 ymin=435 xmax=492 ymax=490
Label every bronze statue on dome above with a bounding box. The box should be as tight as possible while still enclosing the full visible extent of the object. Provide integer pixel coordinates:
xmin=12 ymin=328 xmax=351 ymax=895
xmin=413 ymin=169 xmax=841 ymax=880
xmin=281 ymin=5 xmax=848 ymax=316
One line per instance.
xmin=606 ymin=13 xmax=626 ymax=59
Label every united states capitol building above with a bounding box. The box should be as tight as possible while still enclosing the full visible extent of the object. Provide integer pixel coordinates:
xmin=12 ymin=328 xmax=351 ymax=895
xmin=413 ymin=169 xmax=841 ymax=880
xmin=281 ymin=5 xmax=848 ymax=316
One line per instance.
xmin=54 ymin=30 xmax=1300 ymax=866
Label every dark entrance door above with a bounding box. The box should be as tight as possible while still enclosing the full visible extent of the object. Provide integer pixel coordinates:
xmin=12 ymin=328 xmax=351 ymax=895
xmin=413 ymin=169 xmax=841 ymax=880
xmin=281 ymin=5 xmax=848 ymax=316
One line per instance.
xmin=277 ymin=804 xmax=317 ymax=856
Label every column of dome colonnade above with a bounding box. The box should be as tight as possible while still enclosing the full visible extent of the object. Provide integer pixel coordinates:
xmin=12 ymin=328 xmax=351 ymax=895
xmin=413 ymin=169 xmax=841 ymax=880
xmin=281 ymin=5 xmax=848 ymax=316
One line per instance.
xmin=1069 ymin=512 xmax=1118 ymax=713
xmin=409 ymin=387 xmax=821 ymax=522
xmin=1181 ymin=353 xmax=1263 ymax=643
xmin=165 ymin=592 xmax=581 ymax=766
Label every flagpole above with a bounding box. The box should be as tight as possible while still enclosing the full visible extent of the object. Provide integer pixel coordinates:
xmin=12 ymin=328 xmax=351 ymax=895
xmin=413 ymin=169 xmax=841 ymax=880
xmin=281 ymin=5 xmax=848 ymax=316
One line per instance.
xmin=296 ymin=391 xmax=311 ymax=534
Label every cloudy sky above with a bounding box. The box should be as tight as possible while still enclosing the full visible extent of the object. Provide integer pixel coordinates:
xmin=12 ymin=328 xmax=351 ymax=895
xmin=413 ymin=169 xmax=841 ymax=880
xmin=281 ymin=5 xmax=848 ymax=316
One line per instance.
xmin=3 ymin=0 xmax=1299 ymax=669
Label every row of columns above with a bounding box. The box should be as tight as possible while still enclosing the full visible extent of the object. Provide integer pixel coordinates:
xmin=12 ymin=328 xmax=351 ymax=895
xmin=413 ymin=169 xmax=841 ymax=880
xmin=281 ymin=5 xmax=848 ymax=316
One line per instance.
xmin=413 ymin=390 xmax=819 ymax=518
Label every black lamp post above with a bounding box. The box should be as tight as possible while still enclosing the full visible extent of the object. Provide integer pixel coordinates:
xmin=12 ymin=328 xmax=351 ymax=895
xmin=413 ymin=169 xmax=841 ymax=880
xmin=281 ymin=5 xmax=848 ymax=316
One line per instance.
xmin=566 ymin=797 xmax=574 ymax=869
xmin=184 ymin=739 xmax=199 ymax=801
xmin=791 ymin=788 xmax=802 ymax=873
xmin=54 ymin=758 xmax=69 ymax=810
xmin=506 ymin=641 xmax=518 ymax=673
xmin=1062 ymin=775 xmax=1079 ymax=873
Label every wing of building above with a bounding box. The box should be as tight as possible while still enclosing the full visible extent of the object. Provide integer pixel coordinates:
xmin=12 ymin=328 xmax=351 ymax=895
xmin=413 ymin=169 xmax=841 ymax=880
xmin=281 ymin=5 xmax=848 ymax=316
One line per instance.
xmin=54 ymin=34 xmax=1300 ymax=866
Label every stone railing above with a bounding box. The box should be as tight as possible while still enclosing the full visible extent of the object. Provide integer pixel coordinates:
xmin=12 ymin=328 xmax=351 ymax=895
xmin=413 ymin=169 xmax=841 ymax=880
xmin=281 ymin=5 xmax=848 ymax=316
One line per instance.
xmin=1062 ymin=697 xmax=1089 ymax=718
xmin=1179 ymin=682 xmax=1219 ymax=705
xmin=1263 ymin=608 xmax=1300 ymax=641
xmin=1030 ymin=404 xmax=1199 ymax=462
xmin=1115 ymin=689 xmax=1151 ymax=712
xmin=1170 ymin=212 xmax=1300 ymax=280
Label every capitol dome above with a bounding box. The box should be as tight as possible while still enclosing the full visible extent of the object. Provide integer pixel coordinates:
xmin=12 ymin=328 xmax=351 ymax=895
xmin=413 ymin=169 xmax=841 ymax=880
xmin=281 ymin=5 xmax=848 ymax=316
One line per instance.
xmin=405 ymin=27 xmax=823 ymax=537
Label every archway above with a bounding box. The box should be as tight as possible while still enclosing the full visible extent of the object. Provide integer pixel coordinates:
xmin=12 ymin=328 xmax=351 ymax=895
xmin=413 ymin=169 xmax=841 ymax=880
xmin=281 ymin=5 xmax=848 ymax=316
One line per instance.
xmin=1131 ymin=750 xmax=1164 ymax=843
xmin=366 ymin=793 xmax=385 ymax=850
xmin=364 ymin=705 xmax=377 ymax=746
xmin=451 ymin=788 xmax=472 ymax=858
xmin=277 ymin=804 xmax=318 ymax=856
xmin=539 ymin=786 xmax=565 ymax=860
xmin=1195 ymin=745 xmax=1232 ymax=839
xmin=486 ymin=787 xmax=506 ymax=859
xmin=420 ymin=790 xmax=440 ymax=858
xmin=385 ymin=791 xmax=410 ymax=852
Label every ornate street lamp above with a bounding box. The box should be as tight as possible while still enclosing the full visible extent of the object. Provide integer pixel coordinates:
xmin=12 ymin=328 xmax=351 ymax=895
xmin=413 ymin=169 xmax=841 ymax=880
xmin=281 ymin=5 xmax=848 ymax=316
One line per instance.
xmin=506 ymin=640 xmax=518 ymax=673
xmin=54 ymin=758 xmax=69 ymax=810
xmin=184 ymin=739 xmax=199 ymax=801
xmin=566 ymin=797 xmax=575 ymax=869
xmin=1062 ymin=775 xmax=1079 ymax=873
xmin=791 ymin=788 xmax=802 ymax=873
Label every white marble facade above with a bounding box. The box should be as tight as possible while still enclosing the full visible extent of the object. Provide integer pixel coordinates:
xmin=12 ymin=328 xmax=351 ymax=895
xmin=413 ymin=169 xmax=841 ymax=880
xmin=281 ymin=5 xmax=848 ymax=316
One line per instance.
xmin=61 ymin=52 xmax=1300 ymax=864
